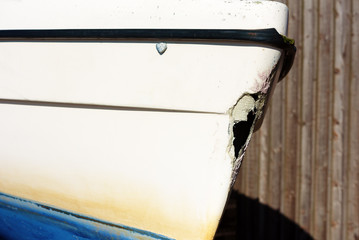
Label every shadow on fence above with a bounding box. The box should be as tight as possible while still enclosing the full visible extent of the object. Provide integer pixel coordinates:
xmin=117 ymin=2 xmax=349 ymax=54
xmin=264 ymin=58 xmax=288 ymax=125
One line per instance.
xmin=215 ymin=191 xmax=314 ymax=240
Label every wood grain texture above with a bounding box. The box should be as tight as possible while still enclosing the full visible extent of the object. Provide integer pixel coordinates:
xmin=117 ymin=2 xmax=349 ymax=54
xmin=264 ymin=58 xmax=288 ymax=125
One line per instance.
xmin=282 ymin=1 xmax=302 ymax=232
xmin=331 ymin=0 xmax=351 ymax=239
xmin=299 ymin=0 xmax=318 ymax=233
xmin=347 ymin=1 xmax=359 ymax=239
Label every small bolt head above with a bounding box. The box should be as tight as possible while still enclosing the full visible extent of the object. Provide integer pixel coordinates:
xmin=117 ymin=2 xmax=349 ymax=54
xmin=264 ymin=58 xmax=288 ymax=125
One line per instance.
xmin=156 ymin=42 xmax=167 ymax=55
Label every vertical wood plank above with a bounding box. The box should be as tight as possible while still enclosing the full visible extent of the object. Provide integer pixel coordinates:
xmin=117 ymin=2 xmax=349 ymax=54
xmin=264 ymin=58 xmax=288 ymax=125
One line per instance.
xmin=268 ymin=84 xmax=284 ymax=211
xmin=258 ymin=115 xmax=270 ymax=203
xmin=281 ymin=2 xmax=302 ymax=238
xmin=313 ymin=0 xmax=334 ymax=239
xmin=246 ymin=136 xmax=260 ymax=200
xmin=347 ymin=1 xmax=359 ymax=239
xmin=299 ymin=0 xmax=318 ymax=233
xmin=257 ymin=108 xmax=272 ymax=239
xmin=331 ymin=0 xmax=351 ymax=239
xmin=265 ymin=83 xmax=285 ymax=239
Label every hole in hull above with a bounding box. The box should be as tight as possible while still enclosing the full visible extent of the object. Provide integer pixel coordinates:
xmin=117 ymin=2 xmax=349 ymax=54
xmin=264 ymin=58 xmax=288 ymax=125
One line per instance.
xmin=232 ymin=109 xmax=256 ymax=159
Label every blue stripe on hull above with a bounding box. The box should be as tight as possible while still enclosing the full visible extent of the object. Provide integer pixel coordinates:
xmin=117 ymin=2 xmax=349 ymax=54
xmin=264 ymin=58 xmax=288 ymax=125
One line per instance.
xmin=0 ymin=193 xmax=173 ymax=240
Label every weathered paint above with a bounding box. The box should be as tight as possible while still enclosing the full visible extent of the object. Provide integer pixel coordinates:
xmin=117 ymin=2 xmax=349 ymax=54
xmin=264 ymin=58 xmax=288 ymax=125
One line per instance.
xmin=227 ymin=93 xmax=264 ymax=187
xmin=0 ymin=193 xmax=173 ymax=240
xmin=227 ymin=56 xmax=282 ymax=186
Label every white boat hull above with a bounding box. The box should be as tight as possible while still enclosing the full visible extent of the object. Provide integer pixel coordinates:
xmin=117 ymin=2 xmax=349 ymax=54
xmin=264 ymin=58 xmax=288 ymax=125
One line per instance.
xmin=0 ymin=1 xmax=293 ymax=239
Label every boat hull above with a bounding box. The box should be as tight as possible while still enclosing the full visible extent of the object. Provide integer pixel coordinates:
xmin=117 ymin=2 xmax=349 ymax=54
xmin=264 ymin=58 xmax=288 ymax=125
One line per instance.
xmin=0 ymin=103 xmax=233 ymax=239
xmin=0 ymin=0 xmax=293 ymax=239
xmin=0 ymin=193 xmax=172 ymax=240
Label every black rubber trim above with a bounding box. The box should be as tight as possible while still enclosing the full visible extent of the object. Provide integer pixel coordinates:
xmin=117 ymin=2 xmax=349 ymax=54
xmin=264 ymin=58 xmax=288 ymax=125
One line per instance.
xmin=0 ymin=28 xmax=296 ymax=80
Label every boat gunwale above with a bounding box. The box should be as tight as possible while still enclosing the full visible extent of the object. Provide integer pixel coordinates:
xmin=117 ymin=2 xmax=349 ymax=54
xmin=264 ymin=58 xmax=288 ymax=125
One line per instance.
xmin=0 ymin=28 xmax=295 ymax=80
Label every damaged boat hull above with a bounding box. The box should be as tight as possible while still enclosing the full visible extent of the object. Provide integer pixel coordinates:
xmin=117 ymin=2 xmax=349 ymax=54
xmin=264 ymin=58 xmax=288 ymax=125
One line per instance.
xmin=0 ymin=0 xmax=295 ymax=239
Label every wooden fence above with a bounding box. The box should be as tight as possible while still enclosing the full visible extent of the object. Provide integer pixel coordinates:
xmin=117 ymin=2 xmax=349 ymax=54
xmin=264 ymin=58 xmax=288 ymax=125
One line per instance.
xmin=217 ymin=1 xmax=359 ymax=239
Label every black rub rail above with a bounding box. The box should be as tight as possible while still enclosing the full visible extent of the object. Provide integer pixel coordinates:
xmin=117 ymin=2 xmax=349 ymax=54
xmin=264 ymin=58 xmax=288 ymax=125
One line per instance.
xmin=0 ymin=28 xmax=296 ymax=80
